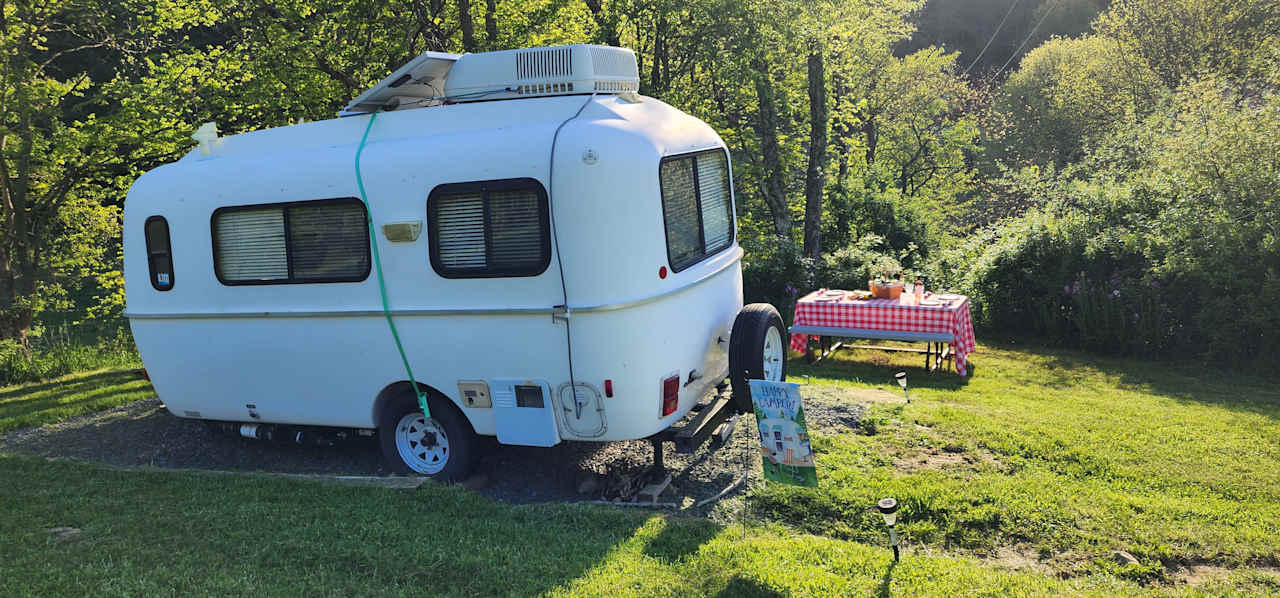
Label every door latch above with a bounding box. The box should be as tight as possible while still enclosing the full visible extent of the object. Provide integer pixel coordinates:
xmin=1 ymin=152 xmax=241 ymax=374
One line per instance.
xmin=552 ymin=304 xmax=570 ymax=323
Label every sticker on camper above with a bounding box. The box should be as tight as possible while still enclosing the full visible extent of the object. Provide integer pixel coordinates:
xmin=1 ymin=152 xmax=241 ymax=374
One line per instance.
xmin=748 ymin=379 xmax=818 ymax=487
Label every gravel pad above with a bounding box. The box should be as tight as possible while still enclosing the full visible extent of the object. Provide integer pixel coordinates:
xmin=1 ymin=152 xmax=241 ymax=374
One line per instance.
xmin=2 ymin=387 xmax=866 ymax=509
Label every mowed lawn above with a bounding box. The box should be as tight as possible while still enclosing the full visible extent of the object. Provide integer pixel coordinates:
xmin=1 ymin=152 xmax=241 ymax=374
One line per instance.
xmin=0 ymin=369 xmax=154 ymax=435
xmin=1 ymin=345 xmax=1278 ymax=597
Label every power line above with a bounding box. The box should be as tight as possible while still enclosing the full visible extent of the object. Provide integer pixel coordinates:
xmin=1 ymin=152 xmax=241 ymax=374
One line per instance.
xmin=992 ymin=1 xmax=1057 ymax=79
xmin=962 ymin=0 xmax=1022 ymax=76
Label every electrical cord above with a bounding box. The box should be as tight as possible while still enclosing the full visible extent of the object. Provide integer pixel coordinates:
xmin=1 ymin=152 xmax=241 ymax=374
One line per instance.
xmin=961 ymin=0 xmax=1022 ymax=76
xmin=548 ymin=93 xmax=598 ymax=420
xmin=992 ymin=1 xmax=1057 ymax=80
xmin=354 ymin=110 xmax=431 ymax=419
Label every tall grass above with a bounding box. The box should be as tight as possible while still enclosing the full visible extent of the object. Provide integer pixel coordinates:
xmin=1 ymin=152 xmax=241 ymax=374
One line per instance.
xmin=0 ymin=324 xmax=139 ymax=386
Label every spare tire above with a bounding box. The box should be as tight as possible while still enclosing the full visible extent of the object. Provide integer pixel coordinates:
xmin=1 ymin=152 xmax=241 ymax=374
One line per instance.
xmin=728 ymin=303 xmax=788 ymax=413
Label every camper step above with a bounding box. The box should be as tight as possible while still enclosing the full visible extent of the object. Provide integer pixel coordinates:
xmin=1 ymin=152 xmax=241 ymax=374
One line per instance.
xmin=669 ymin=394 xmax=736 ymax=454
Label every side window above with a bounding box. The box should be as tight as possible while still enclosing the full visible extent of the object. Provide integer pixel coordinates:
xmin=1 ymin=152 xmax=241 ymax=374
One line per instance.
xmin=144 ymin=216 xmax=174 ymax=291
xmin=427 ymin=178 xmax=551 ymax=278
xmin=212 ymin=198 xmax=370 ymax=285
xmin=659 ymin=148 xmax=734 ymax=272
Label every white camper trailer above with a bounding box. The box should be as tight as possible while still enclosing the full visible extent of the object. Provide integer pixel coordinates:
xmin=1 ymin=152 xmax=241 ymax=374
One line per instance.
xmin=123 ymin=44 xmax=787 ymax=480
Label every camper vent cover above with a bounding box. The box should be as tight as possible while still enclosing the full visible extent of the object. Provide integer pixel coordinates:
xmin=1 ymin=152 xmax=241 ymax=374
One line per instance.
xmin=515 ymin=47 xmax=573 ymax=79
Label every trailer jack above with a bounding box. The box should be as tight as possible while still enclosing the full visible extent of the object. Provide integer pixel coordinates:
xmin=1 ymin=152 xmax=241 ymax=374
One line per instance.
xmin=633 ymin=382 xmax=740 ymax=504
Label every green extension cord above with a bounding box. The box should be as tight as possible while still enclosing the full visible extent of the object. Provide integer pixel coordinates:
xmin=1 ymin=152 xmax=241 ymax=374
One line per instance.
xmin=354 ymin=111 xmax=431 ymax=420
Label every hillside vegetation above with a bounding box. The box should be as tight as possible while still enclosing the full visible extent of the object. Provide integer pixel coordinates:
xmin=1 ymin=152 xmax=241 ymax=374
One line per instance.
xmin=2 ymin=0 xmax=1277 ymax=374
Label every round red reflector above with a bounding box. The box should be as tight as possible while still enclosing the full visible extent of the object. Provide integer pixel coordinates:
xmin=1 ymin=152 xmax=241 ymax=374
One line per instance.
xmin=658 ymin=266 xmax=668 ymax=279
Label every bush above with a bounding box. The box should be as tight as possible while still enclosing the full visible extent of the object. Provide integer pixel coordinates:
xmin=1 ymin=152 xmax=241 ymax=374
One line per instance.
xmin=743 ymin=233 xmax=903 ymax=323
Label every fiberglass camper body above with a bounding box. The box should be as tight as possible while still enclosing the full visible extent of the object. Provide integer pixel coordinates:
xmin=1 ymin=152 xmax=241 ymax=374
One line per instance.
xmin=124 ymin=45 xmax=787 ymax=479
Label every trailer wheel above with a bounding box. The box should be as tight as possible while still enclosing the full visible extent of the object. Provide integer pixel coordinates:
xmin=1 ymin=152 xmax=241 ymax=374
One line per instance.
xmin=728 ymin=303 xmax=788 ymax=413
xmin=378 ymin=391 xmax=476 ymax=482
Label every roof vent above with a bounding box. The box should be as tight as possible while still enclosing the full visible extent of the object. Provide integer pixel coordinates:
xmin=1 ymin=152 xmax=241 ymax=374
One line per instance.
xmin=515 ymin=47 xmax=573 ymax=79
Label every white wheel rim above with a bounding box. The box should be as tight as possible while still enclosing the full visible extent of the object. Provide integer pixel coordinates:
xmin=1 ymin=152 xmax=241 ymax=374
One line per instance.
xmin=394 ymin=412 xmax=449 ymax=474
xmin=762 ymin=326 xmax=784 ymax=381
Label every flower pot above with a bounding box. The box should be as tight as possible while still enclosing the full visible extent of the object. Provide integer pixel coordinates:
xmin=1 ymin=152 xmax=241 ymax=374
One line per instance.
xmin=869 ymin=281 xmax=903 ymax=299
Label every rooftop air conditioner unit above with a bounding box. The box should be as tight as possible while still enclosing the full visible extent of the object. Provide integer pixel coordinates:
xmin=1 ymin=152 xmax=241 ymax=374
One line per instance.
xmin=444 ymin=44 xmax=639 ymax=101
xmin=341 ymin=44 xmax=640 ymax=115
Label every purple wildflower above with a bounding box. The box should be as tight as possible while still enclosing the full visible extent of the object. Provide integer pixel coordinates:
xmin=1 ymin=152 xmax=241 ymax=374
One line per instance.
xmin=1064 ymin=285 xmax=1072 ymax=295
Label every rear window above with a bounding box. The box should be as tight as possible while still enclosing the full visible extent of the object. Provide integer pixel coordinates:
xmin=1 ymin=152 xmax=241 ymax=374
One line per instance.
xmin=427 ymin=178 xmax=551 ymax=279
xmin=659 ymin=149 xmax=733 ymax=272
xmin=144 ymin=216 xmax=174 ymax=291
xmin=211 ymin=198 xmax=370 ymax=285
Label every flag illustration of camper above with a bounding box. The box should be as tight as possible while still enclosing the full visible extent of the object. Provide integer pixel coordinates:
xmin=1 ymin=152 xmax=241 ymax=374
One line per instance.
xmin=748 ymin=380 xmax=818 ymax=487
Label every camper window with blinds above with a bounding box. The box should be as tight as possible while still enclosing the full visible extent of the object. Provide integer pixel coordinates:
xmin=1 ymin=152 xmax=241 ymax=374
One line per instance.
xmin=123 ymin=44 xmax=787 ymax=480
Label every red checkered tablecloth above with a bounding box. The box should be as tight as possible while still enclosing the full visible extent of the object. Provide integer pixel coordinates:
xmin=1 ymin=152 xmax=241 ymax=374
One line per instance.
xmin=789 ymin=290 xmax=977 ymax=375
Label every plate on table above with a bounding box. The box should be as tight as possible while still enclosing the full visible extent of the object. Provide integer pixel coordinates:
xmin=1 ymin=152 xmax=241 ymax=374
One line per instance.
xmin=814 ymin=289 xmax=847 ymax=301
xmin=920 ymin=297 xmax=945 ymax=307
xmin=847 ymin=290 xmax=872 ymax=301
xmin=936 ymin=293 xmax=962 ymax=301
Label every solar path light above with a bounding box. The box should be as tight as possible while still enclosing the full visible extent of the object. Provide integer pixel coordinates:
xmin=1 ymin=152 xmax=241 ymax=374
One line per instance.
xmin=877 ymin=497 xmax=901 ymax=561
xmin=895 ymin=371 xmax=909 ymax=403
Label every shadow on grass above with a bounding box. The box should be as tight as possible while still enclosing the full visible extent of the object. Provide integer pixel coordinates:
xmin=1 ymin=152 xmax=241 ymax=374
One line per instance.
xmin=642 ymin=516 xmax=720 ymax=562
xmin=789 ymin=350 xmax=970 ymax=393
xmin=0 ymin=454 xmax=655 ymax=597
xmin=988 ymin=340 xmax=1280 ymax=420
xmin=712 ymin=575 xmax=785 ymax=597
xmin=0 ymin=369 xmax=152 ymax=434
xmin=0 ymin=369 xmax=139 ymax=401
xmin=875 ymin=560 xmax=898 ymax=598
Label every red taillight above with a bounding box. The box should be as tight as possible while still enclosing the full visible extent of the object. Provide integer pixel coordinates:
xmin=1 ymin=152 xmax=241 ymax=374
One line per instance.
xmin=661 ymin=374 xmax=680 ymax=417
xmin=604 ymin=379 xmax=613 ymax=398
xmin=658 ymin=266 xmax=668 ymax=279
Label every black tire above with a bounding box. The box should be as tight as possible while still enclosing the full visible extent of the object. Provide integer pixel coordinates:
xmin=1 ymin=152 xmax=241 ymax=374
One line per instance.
xmin=728 ymin=303 xmax=788 ymax=413
xmin=378 ymin=390 xmax=477 ymax=482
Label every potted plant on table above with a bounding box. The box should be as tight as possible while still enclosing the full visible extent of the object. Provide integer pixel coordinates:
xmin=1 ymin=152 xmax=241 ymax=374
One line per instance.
xmin=868 ymin=260 xmax=904 ymax=299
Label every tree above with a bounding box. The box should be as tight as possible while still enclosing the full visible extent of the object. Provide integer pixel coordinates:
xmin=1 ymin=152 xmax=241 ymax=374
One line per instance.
xmin=802 ymin=41 xmax=828 ymax=260
xmin=1096 ymin=0 xmax=1280 ymax=88
xmin=0 ymin=0 xmax=231 ymax=344
xmin=990 ymin=35 xmax=1163 ymax=168
xmin=459 ymin=0 xmax=478 ymax=52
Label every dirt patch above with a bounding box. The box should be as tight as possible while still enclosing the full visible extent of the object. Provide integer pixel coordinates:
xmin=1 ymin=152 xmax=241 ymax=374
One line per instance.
xmin=1169 ymin=562 xmax=1280 ymax=587
xmin=989 ymin=546 xmax=1055 ymax=575
xmin=896 ymin=449 xmax=969 ymax=472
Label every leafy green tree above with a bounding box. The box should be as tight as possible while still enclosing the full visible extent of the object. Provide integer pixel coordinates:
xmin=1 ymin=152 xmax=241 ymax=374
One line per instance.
xmin=1095 ymin=0 xmax=1280 ymax=88
xmin=0 ymin=0 xmax=231 ymax=343
xmin=989 ymin=35 xmax=1163 ymax=168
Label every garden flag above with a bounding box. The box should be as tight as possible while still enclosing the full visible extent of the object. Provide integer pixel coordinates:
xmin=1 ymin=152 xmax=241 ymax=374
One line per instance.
xmin=748 ymin=380 xmax=818 ymax=487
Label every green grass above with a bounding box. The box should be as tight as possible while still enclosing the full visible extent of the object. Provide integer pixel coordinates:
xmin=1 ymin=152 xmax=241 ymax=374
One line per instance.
xmin=1 ymin=344 xmax=1278 ymax=596
xmin=0 ymin=368 xmax=154 ymax=434
xmin=0 ymin=457 xmax=1204 ymax=597
xmin=758 ymin=343 xmax=1280 ymax=589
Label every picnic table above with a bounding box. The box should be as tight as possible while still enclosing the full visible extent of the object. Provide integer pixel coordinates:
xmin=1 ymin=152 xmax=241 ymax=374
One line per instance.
xmin=788 ymin=289 xmax=977 ymax=376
